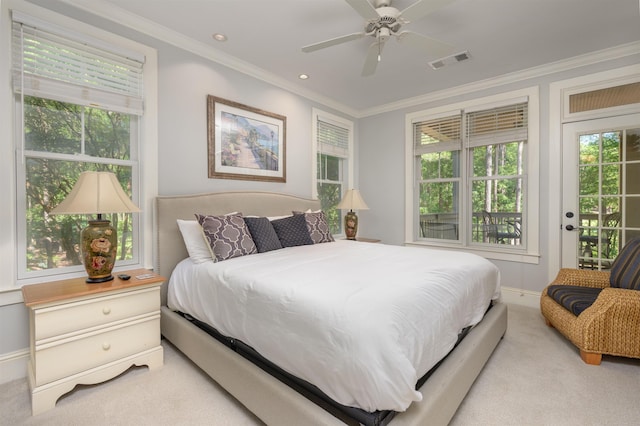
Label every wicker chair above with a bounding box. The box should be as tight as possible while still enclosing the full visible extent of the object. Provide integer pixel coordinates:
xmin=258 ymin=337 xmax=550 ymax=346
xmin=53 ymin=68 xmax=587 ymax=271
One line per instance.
xmin=540 ymin=238 xmax=640 ymax=365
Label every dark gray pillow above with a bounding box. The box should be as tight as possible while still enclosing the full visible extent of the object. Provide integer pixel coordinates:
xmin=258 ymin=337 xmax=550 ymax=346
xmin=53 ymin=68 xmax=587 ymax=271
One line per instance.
xmin=243 ymin=217 xmax=283 ymax=253
xmin=271 ymin=214 xmax=314 ymax=247
xmin=195 ymin=213 xmax=257 ymax=261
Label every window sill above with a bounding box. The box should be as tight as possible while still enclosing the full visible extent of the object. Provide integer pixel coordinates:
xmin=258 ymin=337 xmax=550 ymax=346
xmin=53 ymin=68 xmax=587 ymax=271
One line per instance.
xmin=0 ymin=288 xmax=24 ymax=306
xmin=404 ymin=241 xmax=540 ymax=264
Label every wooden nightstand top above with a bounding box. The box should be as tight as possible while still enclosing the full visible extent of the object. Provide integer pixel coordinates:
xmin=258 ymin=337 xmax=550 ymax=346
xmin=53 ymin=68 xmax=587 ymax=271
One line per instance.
xmin=343 ymin=237 xmax=381 ymax=243
xmin=22 ymin=269 xmax=165 ymax=307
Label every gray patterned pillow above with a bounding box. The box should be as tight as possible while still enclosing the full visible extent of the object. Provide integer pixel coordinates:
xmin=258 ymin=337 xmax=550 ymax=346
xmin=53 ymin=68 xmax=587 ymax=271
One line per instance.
xmin=294 ymin=211 xmax=334 ymax=244
xmin=271 ymin=214 xmax=314 ymax=247
xmin=243 ymin=217 xmax=283 ymax=253
xmin=195 ymin=213 xmax=257 ymax=261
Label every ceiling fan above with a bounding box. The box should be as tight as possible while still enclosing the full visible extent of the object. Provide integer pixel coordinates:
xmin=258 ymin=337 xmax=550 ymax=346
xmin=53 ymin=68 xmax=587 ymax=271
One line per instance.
xmin=302 ymin=0 xmax=455 ymax=76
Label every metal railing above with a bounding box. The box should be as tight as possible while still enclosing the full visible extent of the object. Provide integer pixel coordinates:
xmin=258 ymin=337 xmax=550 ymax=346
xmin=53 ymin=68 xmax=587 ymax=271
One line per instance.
xmin=419 ymin=212 xmax=522 ymax=244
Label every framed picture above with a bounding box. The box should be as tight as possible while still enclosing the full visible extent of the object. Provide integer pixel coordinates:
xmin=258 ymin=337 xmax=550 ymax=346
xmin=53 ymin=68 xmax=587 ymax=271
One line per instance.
xmin=207 ymin=95 xmax=286 ymax=182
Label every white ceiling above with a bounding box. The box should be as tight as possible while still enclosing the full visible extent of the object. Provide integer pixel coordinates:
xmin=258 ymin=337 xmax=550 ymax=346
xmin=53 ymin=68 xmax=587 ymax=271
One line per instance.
xmin=30 ymin=0 xmax=640 ymax=114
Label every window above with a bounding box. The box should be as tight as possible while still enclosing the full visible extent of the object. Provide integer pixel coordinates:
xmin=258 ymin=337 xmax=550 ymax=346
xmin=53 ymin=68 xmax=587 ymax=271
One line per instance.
xmin=406 ymin=88 xmax=540 ymax=262
xmin=468 ymin=103 xmax=527 ymax=247
xmin=13 ymin=12 xmax=146 ymax=281
xmin=312 ymin=109 xmax=354 ymax=235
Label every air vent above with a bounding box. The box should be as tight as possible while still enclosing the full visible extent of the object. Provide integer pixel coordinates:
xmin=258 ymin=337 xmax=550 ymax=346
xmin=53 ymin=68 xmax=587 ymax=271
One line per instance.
xmin=429 ymin=50 xmax=471 ymax=70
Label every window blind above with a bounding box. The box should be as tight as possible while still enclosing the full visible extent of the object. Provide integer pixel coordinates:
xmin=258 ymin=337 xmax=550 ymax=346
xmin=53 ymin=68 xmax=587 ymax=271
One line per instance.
xmin=414 ymin=113 xmax=462 ymax=154
xmin=466 ymin=102 xmax=528 ymax=148
xmin=318 ymin=119 xmax=349 ymax=158
xmin=569 ymin=82 xmax=640 ymax=113
xmin=12 ymin=14 xmax=144 ymax=115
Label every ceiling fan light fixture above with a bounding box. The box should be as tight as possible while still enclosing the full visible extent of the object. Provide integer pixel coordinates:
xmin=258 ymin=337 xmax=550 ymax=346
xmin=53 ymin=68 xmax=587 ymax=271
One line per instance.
xmin=377 ymin=27 xmax=391 ymax=40
xmin=303 ymin=0 xmax=456 ymax=76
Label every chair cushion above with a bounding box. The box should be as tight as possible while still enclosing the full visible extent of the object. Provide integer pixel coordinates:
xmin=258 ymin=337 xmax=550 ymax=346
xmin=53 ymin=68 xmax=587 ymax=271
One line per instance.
xmin=609 ymin=237 xmax=640 ymax=290
xmin=547 ymin=285 xmax=603 ymax=316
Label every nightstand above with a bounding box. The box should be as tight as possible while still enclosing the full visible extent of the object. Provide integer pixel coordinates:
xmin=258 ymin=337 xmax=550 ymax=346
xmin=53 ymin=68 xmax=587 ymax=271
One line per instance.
xmin=21 ymin=269 xmax=165 ymax=415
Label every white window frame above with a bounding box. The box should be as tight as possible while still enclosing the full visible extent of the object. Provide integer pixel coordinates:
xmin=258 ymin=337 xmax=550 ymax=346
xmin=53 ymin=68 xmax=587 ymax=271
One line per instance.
xmin=405 ymin=87 xmax=540 ymax=264
xmin=311 ymin=108 xmax=354 ymax=236
xmin=0 ymin=3 xmax=157 ymax=294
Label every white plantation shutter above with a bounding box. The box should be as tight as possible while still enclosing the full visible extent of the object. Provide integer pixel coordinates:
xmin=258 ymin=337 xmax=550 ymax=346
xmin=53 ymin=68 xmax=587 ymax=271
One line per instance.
xmin=12 ymin=12 xmax=145 ymax=115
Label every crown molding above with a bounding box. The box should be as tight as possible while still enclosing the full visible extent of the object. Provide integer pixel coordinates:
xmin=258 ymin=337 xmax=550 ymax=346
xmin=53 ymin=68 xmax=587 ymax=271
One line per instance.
xmin=360 ymin=41 xmax=640 ymax=117
xmin=56 ymin=1 xmax=640 ymax=119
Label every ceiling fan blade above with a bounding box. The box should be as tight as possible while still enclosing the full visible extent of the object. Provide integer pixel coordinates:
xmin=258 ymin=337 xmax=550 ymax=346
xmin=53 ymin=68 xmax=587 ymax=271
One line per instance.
xmin=396 ymin=31 xmax=455 ymax=58
xmin=362 ymin=40 xmax=386 ymax=76
xmin=345 ymin=0 xmax=380 ymax=21
xmin=302 ymin=32 xmax=366 ymax=53
xmin=400 ymin=0 xmax=453 ymax=22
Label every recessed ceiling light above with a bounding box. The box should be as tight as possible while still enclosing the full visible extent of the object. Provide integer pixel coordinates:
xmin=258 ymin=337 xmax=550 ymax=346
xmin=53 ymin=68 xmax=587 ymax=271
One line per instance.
xmin=298 ymin=74 xmax=309 ymax=80
xmin=212 ymin=33 xmax=227 ymax=42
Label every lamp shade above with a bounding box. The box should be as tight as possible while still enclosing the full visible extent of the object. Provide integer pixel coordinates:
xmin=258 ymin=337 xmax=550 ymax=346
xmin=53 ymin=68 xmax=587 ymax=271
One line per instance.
xmin=336 ymin=189 xmax=369 ymax=211
xmin=50 ymin=171 xmax=140 ymax=283
xmin=51 ymin=171 xmax=140 ymax=215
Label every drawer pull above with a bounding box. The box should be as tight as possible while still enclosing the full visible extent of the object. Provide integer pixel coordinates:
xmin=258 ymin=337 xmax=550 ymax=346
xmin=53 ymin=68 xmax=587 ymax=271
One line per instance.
xmin=102 ymin=342 xmax=111 ymax=351
xmin=102 ymin=307 xmax=111 ymax=315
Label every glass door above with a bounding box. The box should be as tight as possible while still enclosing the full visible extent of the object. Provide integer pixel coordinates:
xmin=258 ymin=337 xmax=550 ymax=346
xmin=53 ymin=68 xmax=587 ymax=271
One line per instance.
xmin=561 ymin=114 xmax=640 ymax=269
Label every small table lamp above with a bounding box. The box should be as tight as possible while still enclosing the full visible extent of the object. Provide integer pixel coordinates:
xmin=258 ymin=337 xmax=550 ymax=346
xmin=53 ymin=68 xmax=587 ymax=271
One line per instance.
xmin=336 ymin=189 xmax=369 ymax=240
xmin=50 ymin=171 xmax=141 ymax=283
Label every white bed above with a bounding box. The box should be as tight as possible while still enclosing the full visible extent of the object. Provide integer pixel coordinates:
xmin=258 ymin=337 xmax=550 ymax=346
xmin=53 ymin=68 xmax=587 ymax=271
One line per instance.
xmin=155 ymin=191 xmax=508 ymax=425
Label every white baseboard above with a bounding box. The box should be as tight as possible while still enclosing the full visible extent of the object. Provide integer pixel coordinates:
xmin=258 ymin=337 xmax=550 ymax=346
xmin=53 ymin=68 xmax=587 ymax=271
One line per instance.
xmin=501 ymin=286 xmax=541 ymax=309
xmin=0 ymin=349 xmax=29 ymax=385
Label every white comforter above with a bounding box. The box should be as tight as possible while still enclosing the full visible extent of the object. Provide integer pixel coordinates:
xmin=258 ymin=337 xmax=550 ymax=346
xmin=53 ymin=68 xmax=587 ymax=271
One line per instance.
xmin=168 ymin=240 xmax=500 ymax=412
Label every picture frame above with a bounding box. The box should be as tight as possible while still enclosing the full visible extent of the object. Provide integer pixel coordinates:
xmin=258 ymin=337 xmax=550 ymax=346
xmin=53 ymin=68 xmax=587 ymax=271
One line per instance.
xmin=207 ymin=95 xmax=286 ymax=182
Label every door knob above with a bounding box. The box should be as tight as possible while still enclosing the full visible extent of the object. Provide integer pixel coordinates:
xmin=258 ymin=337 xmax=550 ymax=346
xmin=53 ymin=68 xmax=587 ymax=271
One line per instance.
xmin=566 ymin=224 xmax=575 ymax=231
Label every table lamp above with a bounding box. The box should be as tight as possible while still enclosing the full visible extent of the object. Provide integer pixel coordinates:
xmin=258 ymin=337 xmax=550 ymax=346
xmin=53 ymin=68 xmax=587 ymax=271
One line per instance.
xmin=336 ymin=189 xmax=369 ymax=240
xmin=50 ymin=171 xmax=140 ymax=283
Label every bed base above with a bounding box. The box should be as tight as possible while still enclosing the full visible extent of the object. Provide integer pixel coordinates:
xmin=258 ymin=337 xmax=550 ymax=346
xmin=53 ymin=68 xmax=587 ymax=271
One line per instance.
xmin=154 ymin=191 xmax=508 ymax=425
xmin=161 ymin=302 xmax=507 ymax=425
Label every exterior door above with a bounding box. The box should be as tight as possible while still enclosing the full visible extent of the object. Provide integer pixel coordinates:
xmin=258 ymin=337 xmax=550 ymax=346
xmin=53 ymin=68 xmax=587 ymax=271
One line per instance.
xmin=561 ymin=114 xmax=640 ymax=269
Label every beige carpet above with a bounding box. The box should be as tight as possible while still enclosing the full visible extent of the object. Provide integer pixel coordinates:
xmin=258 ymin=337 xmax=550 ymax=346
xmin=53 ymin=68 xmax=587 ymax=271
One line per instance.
xmin=2 ymin=304 xmax=639 ymax=425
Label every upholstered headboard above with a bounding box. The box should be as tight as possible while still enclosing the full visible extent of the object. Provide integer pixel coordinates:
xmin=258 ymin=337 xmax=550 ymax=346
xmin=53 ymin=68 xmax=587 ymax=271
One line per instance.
xmin=154 ymin=191 xmax=321 ymax=305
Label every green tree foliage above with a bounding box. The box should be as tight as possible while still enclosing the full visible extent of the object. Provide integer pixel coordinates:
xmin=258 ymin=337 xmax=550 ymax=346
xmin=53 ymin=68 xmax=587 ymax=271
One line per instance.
xmin=579 ymin=132 xmax=621 ymax=215
xmin=419 ymin=142 xmax=523 ymax=216
xmin=419 ymin=141 xmax=524 ymax=243
xmin=317 ymin=154 xmax=343 ymax=234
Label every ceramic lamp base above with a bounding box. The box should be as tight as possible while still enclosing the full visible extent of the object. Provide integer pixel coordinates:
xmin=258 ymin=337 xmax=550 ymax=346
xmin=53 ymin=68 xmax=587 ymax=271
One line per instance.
xmin=344 ymin=211 xmax=359 ymax=240
xmin=85 ymin=275 xmax=114 ymax=283
xmin=81 ymin=219 xmax=118 ymax=284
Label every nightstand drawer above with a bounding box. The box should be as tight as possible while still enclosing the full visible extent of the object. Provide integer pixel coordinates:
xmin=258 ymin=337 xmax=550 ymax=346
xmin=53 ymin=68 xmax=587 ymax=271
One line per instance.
xmin=34 ymin=287 xmax=160 ymax=341
xmin=33 ymin=314 xmax=160 ymax=386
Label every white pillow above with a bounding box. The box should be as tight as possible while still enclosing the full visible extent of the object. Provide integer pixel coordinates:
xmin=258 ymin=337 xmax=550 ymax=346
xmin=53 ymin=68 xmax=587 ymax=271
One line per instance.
xmin=177 ymin=219 xmax=213 ymax=263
